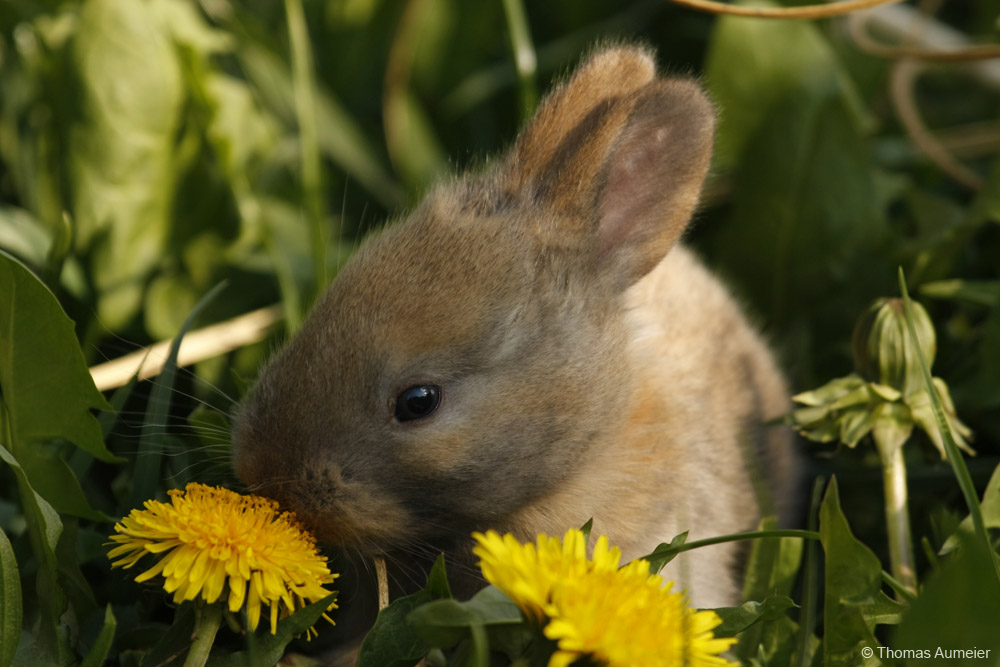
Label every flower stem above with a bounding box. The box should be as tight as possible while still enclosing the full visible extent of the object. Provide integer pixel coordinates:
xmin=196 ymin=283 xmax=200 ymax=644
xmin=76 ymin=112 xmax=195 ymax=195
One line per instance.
xmin=878 ymin=441 xmax=917 ymax=597
xmin=184 ymin=604 xmax=223 ymax=667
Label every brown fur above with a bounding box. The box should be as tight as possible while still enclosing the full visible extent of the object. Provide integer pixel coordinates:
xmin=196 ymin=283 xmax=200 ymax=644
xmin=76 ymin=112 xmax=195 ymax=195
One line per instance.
xmin=232 ymin=45 xmax=798 ymax=631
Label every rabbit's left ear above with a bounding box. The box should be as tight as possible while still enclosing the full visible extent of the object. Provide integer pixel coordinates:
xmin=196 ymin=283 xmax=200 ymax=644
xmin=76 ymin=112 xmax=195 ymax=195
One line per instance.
xmin=508 ymin=46 xmax=657 ymax=194
xmin=592 ymin=80 xmax=716 ymax=290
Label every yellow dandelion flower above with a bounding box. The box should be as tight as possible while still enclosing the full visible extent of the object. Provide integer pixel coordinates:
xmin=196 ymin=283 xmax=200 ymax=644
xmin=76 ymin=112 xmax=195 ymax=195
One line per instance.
xmin=473 ymin=529 xmax=737 ymax=667
xmin=107 ymin=482 xmax=338 ymax=637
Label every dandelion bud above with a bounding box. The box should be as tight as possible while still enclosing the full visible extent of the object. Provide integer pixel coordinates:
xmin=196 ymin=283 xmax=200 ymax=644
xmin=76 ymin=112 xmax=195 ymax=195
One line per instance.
xmin=852 ymin=297 xmax=936 ymax=396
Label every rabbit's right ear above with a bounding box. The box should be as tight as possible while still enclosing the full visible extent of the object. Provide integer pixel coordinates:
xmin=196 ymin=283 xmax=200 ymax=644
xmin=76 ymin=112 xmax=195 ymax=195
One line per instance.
xmin=507 ymin=47 xmax=715 ymax=293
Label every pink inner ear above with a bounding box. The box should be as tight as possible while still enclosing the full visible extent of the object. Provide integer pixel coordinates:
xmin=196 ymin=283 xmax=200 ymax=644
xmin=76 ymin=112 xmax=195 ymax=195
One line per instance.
xmin=597 ymin=122 xmax=675 ymax=259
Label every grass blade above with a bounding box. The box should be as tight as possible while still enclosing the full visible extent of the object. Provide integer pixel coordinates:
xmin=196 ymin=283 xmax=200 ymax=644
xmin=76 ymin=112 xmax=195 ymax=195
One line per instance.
xmin=80 ymin=605 xmax=116 ymax=667
xmin=128 ymin=282 xmax=228 ymax=509
xmin=898 ymin=267 xmax=1000 ymax=585
xmin=285 ymin=0 xmax=327 ymax=315
xmin=501 ymin=0 xmax=537 ymax=118
xmin=0 ymin=527 xmax=22 ymax=667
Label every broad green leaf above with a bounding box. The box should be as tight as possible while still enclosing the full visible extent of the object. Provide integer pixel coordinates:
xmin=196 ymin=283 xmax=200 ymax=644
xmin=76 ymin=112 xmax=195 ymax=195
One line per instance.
xmin=407 ymin=599 xmax=474 ymax=649
xmin=69 ymin=0 xmax=184 ymax=330
xmin=705 ymin=2 xmax=852 ymax=169
xmin=150 ymin=0 xmax=233 ymax=54
xmin=820 ymin=478 xmax=902 ymax=667
xmin=407 ymin=585 xmax=522 ymax=648
xmin=55 ymin=520 xmax=99 ymax=623
xmin=0 ymin=527 xmax=21 ymax=667
xmin=16 ymin=444 xmax=106 ymax=521
xmin=0 ymin=446 xmax=69 ymax=665
xmin=80 ymin=605 xmax=116 ymax=667
xmin=0 ymin=206 xmax=50 ymax=268
xmin=357 ymin=555 xmax=452 ymax=667
xmin=893 ymin=534 xmax=1000 ymax=658
xmin=750 ymin=99 xmax=887 ymax=322
xmin=0 ymin=252 xmax=116 ymax=461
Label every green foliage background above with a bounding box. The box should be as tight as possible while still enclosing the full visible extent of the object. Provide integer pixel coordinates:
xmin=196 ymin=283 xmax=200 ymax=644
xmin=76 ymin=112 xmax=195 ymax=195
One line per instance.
xmin=1 ymin=0 xmax=999 ymax=665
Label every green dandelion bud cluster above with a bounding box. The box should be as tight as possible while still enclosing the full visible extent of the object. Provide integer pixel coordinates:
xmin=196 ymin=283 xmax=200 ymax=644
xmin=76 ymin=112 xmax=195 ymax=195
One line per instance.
xmin=788 ymin=297 xmax=972 ymax=459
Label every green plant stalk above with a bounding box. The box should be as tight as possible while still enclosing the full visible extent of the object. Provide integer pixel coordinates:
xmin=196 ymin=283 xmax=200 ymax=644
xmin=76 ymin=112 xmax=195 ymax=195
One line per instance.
xmin=183 ymin=604 xmax=223 ymax=667
xmin=501 ymin=0 xmax=538 ymax=118
xmin=880 ymin=570 xmax=918 ymax=603
xmin=652 ymin=529 xmax=820 ymax=558
xmin=877 ymin=439 xmax=917 ymax=595
xmin=285 ymin=0 xmax=326 ymax=319
xmin=793 ymin=477 xmax=825 ymax=667
xmin=898 ymin=268 xmax=1000 ymax=586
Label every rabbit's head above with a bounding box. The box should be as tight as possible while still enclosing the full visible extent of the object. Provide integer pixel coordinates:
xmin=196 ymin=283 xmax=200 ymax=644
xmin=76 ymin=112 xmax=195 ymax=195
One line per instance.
xmin=232 ymin=45 xmax=715 ymax=555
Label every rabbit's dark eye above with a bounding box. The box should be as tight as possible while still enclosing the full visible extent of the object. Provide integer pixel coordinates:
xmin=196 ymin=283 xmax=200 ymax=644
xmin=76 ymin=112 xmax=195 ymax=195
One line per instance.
xmin=395 ymin=385 xmax=441 ymax=422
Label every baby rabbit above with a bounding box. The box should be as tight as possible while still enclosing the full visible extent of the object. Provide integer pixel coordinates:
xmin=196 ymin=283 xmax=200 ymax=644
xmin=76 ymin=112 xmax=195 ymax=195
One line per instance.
xmin=232 ymin=45 xmax=797 ymax=619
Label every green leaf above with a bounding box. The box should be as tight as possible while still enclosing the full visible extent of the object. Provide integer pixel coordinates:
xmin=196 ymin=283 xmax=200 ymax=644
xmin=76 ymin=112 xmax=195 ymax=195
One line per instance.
xmin=0 ymin=446 xmax=68 ymax=665
xmin=940 ymin=462 xmax=1000 ymax=555
xmin=0 ymin=527 xmax=22 ymax=667
xmin=734 ymin=517 xmax=804 ymax=664
xmin=838 ymin=406 xmax=877 ymax=449
xmin=69 ymin=0 xmax=185 ymax=330
xmin=212 ymin=593 xmax=338 ymax=667
xmin=425 ymin=554 xmax=451 ymax=600
xmin=792 ymin=375 xmax=866 ymax=407
xmin=80 ymin=605 xmax=116 ymax=667
xmin=142 ymin=603 xmax=196 ymax=667
xmin=893 ymin=534 xmax=1000 ymax=658
xmin=641 ymin=531 xmax=688 ymax=574
xmin=16 ymin=444 xmax=108 ymax=522
xmin=820 ymin=478 xmax=902 ymax=667
xmin=713 ymin=596 xmax=797 ymax=637
xmin=920 ymin=279 xmax=1000 ymax=308
xmin=705 ymin=88 xmax=889 ymax=332
xmin=143 ymin=273 xmax=199 ymax=342
xmin=407 ymin=585 xmax=522 ymax=648
xmin=0 ymin=206 xmax=51 ymax=269
xmin=740 ymin=517 xmax=803 ymax=603
xmin=357 ymin=555 xmax=453 ymax=667
xmin=705 ymin=1 xmax=854 ymax=169
xmin=0 ymin=252 xmax=116 ymax=461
